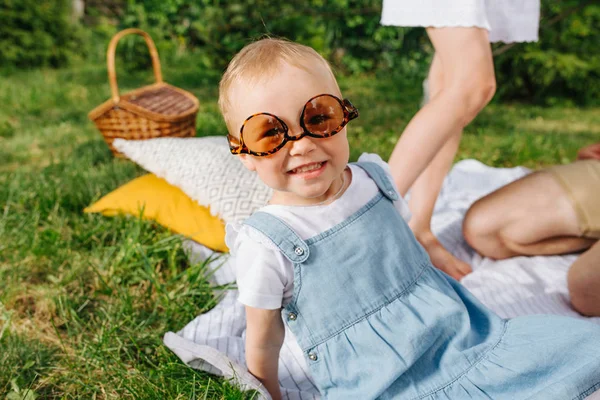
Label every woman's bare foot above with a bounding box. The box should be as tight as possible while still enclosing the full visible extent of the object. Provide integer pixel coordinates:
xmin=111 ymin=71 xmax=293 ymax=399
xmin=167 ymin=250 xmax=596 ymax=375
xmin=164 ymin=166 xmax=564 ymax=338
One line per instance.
xmin=414 ymin=230 xmax=472 ymax=280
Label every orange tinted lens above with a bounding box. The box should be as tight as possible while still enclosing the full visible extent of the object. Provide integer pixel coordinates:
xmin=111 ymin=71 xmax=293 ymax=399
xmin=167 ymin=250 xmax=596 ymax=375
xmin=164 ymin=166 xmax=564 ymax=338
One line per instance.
xmin=228 ymin=134 xmax=241 ymax=149
xmin=242 ymin=114 xmax=286 ymax=153
xmin=303 ymin=95 xmax=344 ymax=136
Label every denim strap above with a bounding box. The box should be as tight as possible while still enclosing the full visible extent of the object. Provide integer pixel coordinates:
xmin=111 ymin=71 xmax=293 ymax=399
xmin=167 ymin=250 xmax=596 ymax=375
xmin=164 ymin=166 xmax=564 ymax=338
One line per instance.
xmin=353 ymin=161 xmax=399 ymax=201
xmin=244 ymin=211 xmax=310 ymax=263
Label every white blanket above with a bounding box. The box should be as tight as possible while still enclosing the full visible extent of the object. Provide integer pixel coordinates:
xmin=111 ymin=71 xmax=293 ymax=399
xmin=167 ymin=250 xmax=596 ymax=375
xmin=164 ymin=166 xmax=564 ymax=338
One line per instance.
xmin=163 ymin=159 xmax=600 ymax=400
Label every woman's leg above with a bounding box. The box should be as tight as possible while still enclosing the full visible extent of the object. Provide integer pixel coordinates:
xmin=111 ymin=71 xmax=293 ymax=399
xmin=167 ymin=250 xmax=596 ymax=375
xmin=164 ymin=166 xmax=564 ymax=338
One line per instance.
xmin=568 ymin=240 xmax=600 ymax=317
xmin=408 ymin=54 xmax=472 ymax=279
xmin=390 ymin=27 xmax=494 ymax=279
xmin=463 ymin=171 xmax=595 ymax=259
xmin=389 ymin=27 xmax=496 ymax=197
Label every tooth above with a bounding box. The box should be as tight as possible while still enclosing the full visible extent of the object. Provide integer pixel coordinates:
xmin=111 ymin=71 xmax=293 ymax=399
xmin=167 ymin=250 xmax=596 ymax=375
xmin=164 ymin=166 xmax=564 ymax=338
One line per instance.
xmin=293 ymin=162 xmax=322 ymax=173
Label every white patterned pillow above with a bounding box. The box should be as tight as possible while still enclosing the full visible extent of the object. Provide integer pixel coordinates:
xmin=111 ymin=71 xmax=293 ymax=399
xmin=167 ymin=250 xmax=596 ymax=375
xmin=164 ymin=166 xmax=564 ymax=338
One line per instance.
xmin=113 ymin=137 xmax=272 ymax=225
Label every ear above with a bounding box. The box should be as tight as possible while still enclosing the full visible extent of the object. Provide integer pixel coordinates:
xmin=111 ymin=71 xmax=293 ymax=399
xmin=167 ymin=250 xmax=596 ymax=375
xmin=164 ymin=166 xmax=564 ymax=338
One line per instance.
xmin=238 ymin=154 xmax=257 ymax=171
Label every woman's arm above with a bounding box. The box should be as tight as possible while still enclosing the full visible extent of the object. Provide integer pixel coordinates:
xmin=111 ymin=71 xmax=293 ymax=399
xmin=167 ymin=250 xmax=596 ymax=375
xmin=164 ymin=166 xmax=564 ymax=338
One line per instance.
xmin=245 ymin=305 xmax=285 ymax=400
xmin=577 ymin=142 xmax=600 ymax=160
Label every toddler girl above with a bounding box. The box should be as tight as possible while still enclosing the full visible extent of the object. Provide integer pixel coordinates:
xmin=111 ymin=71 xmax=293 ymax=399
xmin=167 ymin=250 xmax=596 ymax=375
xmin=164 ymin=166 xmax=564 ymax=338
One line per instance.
xmin=221 ymin=38 xmax=600 ymax=400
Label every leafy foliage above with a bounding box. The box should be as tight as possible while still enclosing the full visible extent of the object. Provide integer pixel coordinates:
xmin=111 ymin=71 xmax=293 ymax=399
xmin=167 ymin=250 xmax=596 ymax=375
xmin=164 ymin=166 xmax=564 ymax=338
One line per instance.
xmin=97 ymin=0 xmax=428 ymax=74
xmin=494 ymin=1 xmax=600 ymax=104
xmin=0 ymin=0 xmax=84 ymax=68
xmin=96 ymin=0 xmax=598 ymax=104
xmin=4 ymin=0 xmax=597 ymax=103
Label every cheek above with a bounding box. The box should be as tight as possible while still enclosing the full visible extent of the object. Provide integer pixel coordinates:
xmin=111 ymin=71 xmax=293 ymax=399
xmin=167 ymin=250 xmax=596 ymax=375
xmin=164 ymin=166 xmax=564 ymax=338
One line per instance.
xmin=254 ymin=153 xmax=288 ymax=176
xmin=239 ymin=154 xmax=256 ymax=171
xmin=324 ymin=131 xmax=350 ymax=161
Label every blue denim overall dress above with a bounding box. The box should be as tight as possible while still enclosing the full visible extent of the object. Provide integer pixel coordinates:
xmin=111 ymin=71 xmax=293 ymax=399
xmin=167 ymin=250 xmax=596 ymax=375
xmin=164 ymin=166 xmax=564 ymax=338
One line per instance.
xmin=244 ymin=162 xmax=600 ymax=400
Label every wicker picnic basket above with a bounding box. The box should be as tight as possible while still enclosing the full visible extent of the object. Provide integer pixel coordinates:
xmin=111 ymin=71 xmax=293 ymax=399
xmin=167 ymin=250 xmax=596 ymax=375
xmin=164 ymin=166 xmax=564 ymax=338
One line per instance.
xmin=88 ymin=28 xmax=199 ymax=156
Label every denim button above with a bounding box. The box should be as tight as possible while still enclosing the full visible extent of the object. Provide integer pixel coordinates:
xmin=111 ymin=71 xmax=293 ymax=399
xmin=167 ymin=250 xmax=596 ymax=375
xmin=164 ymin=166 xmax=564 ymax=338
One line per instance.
xmin=288 ymin=312 xmax=297 ymax=321
xmin=294 ymin=246 xmax=304 ymax=256
xmin=308 ymin=352 xmax=318 ymax=361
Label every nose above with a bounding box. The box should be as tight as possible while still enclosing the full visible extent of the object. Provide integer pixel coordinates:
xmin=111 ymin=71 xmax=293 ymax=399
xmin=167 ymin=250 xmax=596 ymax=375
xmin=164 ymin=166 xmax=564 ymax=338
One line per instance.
xmin=287 ymin=129 xmax=316 ymax=156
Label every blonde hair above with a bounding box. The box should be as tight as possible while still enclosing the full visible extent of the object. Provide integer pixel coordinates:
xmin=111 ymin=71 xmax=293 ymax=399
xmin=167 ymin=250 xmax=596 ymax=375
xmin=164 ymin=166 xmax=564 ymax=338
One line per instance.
xmin=218 ymin=38 xmax=340 ymax=134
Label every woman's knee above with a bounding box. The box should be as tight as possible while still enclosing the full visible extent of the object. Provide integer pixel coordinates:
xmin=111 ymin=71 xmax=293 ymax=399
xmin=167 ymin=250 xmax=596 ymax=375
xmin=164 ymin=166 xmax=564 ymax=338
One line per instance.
xmin=448 ymin=72 xmax=496 ymax=125
xmin=568 ymin=276 xmax=600 ymax=317
xmin=568 ymin=245 xmax=600 ymax=316
xmin=427 ymin=27 xmax=496 ymax=123
xmin=463 ymin=200 xmax=500 ymax=252
xmin=469 ymin=73 xmax=496 ymax=114
xmin=462 ymin=202 xmax=486 ymax=248
xmin=463 ymin=198 xmax=519 ymax=259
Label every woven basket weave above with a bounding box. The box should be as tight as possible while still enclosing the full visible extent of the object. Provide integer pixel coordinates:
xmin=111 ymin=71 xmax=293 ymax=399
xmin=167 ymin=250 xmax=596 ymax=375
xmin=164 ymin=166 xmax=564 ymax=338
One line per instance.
xmin=88 ymin=28 xmax=199 ymax=156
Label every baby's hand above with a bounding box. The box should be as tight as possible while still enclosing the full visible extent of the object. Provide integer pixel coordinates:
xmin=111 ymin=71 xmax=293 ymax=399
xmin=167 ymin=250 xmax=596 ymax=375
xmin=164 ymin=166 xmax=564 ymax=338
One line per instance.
xmin=576 ymin=143 xmax=600 ymax=161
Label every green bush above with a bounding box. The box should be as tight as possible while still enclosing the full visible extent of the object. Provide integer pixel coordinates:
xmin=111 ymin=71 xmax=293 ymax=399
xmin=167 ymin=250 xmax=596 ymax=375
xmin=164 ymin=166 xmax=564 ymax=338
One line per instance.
xmin=494 ymin=1 xmax=600 ymax=105
xmin=4 ymin=0 xmax=597 ymax=104
xmin=96 ymin=0 xmax=428 ymax=74
xmin=0 ymin=0 xmax=84 ymax=68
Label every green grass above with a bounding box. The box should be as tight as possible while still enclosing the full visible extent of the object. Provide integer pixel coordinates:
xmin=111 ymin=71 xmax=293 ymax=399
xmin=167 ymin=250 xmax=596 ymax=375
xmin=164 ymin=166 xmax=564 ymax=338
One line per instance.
xmin=1 ymin=60 xmax=599 ymax=399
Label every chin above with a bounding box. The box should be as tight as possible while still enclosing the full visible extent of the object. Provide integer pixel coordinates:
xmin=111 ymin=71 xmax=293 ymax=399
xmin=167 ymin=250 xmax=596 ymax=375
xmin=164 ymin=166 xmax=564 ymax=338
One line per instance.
xmin=300 ymin=186 xmax=330 ymax=200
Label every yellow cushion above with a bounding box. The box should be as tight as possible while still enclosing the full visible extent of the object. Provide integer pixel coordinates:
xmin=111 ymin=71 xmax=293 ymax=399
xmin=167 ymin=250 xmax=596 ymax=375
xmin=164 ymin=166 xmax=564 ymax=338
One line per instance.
xmin=84 ymin=174 xmax=228 ymax=252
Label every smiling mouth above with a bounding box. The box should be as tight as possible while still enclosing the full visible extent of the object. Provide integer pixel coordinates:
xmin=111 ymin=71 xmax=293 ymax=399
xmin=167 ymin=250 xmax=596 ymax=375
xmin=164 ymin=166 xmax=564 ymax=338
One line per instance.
xmin=288 ymin=162 xmax=324 ymax=174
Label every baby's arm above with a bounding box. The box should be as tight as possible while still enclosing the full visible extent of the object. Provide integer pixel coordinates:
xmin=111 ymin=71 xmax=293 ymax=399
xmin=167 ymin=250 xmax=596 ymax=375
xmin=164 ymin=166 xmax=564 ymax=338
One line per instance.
xmin=245 ymin=305 xmax=285 ymax=400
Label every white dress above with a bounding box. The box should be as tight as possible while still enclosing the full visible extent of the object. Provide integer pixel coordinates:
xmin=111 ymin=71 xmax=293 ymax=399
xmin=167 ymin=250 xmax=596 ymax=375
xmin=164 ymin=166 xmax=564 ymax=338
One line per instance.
xmin=381 ymin=0 xmax=540 ymax=43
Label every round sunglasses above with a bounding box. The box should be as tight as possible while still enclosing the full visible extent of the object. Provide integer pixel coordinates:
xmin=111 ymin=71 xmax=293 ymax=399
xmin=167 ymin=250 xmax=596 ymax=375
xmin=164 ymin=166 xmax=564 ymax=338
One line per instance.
xmin=227 ymin=94 xmax=359 ymax=156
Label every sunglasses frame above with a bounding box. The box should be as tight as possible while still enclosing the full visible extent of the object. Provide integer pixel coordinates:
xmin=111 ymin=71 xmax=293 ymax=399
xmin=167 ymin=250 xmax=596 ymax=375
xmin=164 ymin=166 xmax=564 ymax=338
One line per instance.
xmin=228 ymin=93 xmax=359 ymax=156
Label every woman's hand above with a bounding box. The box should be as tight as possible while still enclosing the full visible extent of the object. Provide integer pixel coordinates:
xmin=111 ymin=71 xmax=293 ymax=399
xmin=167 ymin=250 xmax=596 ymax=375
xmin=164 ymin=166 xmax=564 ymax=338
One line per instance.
xmin=577 ymin=143 xmax=600 ymax=161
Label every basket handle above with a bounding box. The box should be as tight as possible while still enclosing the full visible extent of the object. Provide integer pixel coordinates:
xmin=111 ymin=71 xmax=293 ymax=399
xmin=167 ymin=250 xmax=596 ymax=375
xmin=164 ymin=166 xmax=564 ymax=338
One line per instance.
xmin=107 ymin=28 xmax=163 ymax=103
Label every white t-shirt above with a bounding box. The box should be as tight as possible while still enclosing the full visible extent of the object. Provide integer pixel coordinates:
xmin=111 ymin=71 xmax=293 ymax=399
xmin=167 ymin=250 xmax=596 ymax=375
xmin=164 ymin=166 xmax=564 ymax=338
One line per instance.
xmin=225 ymin=154 xmax=411 ymax=310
